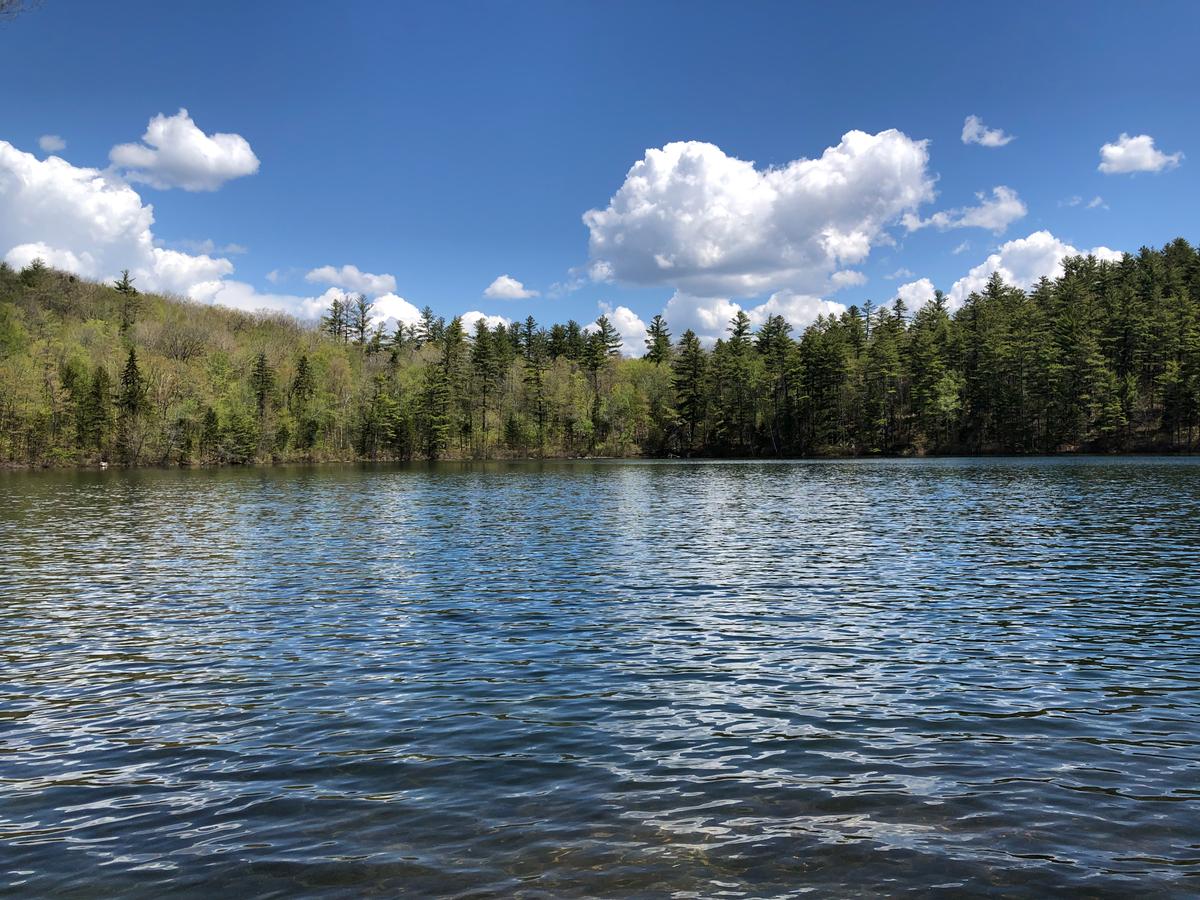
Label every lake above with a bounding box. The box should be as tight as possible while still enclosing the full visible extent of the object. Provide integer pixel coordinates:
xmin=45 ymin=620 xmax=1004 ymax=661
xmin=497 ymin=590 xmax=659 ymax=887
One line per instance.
xmin=2 ymin=458 xmax=1199 ymax=897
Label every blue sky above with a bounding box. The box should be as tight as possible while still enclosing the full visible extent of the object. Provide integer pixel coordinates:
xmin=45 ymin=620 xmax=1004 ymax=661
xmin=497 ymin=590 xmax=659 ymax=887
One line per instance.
xmin=1 ymin=0 xmax=1198 ymax=349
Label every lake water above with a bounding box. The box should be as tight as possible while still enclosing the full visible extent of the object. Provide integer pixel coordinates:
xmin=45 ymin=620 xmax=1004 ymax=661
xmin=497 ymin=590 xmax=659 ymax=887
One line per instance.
xmin=2 ymin=458 xmax=1199 ymax=897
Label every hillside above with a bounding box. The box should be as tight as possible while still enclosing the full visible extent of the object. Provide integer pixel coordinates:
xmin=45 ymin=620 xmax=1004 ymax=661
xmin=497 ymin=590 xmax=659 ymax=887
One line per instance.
xmin=1 ymin=239 xmax=1198 ymax=467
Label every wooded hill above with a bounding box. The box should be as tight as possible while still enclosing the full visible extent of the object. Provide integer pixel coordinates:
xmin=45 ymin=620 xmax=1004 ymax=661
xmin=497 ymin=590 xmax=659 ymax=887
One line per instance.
xmin=2 ymin=238 xmax=1198 ymax=467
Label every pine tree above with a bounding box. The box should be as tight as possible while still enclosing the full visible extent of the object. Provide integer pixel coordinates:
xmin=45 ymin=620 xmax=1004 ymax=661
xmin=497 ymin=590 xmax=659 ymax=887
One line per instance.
xmin=416 ymin=306 xmax=437 ymax=347
xmin=115 ymin=348 xmax=146 ymax=464
xmin=117 ymin=348 xmax=145 ymax=417
xmin=672 ymin=329 xmax=707 ymax=453
xmin=322 ymin=295 xmax=349 ymax=342
xmin=291 ymin=354 xmax=315 ymax=410
xmin=594 ymin=315 xmax=623 ymax=356
xmin=645 ymin=314 xmax=672 ymax=364
xmin=351 ymin=294 xmax=373 ymax=346
xmin=76 ymin=364 xmax=113 ymax=454
xmin=20 ymin=257 xmax=48 ymax=287
xmin=251 ymin=351 xmax=274 ymax=420
xmin=114 ymin=269 xmax=139 ymax=335
xmin=522 ymin=315 xmax=539 ymax=360
xmin=420 ymin=359 xmax=450 ymax=459
xmin=471 ymin=317 xmax=499 ymax=453
xmin=200 ymin=406 xmax=220 ymax=461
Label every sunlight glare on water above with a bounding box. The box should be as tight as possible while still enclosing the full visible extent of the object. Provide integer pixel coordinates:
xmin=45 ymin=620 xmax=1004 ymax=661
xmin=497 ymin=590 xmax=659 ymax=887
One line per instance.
xmin=2 ymin=458 xmax=1199 ymax=897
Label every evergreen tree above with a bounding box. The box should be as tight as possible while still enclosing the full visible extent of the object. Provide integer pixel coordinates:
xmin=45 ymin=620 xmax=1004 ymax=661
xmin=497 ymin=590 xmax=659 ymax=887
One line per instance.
xmin=76 ymin=364 xmax=113 ymax=454
xmin=291 ymin=354 xmax=315 ymax=410
xmin=416 ymin=306 xmax=437 ymax=347
xmin=115 ymin=348 xmax=146 ymax=464
xmin=645 ymin=314 xmax=672 ymax=364
xmin=251 ymin=351 xmax=275 ymax=420
xmin=322 ymin=295 xmax=348 ymax=342
xmin=350 ymin=294 xmax=373 ymax=346
xmin=673 ymin=329 xmax=707 ymax=453
xmin=199 ymin=406 xmax=220 ymax=461
xmin=471 ymin=317 xmax=500 ymax=452
xmin=114 ymin=269 xmax=139 ymax=335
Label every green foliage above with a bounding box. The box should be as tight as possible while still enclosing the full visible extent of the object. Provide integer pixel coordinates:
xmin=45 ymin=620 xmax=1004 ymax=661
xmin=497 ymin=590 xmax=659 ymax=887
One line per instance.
xmin=2 ymin=241 xmax=1200 ymax=467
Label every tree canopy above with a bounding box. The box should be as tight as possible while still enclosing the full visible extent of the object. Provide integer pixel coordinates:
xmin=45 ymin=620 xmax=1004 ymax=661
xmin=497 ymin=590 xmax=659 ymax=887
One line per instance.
xmin=2 ymin=239 xmax=1198 ymax=467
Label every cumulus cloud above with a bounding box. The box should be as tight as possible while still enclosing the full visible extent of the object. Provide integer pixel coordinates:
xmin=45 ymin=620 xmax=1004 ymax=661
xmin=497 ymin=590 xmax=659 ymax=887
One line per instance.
xmin=1098 ymin=133 xmax=1182 ymax=174
xmin=662 ymin=290 xmax=846 ymax=346
xmin=662 ymin=294 xmax=743 ymax=345
xmin=949 ymin=230 xmax=1123 ymax=308
xmin=483 ymin=274 xmax=539 ymax=299
xmin=747 ymin=290 xmax=847 ymax=329
xmin=369 ymin=292 xmax=422 ymax=328
xmin=460 ymin=310 xmax=511 ymax=332
xmin=109 ymin=108 xmax=260 ymax=191
xmin=830 ymin=269 xmax=867 ymax=290
xmin=961 ymin=115 xmax=1014 ymax=148
xmin=188 ymin=280 xmax=330 ymax=319
xmin=0 ymin=139 xmax=234 ymax=295
xmin=583 ymin=130 xmax=934 ymax=298
xmin=189 ymin=284 xmax=420 ymax=329
xmin=896 ymin=277 xmax=936 ymax=311
xmin=885 ymin=267 xmax=914 ymax=280
xmin=305 ymin=263 xmax=396 ymax=296
xmin=952 ymin=240 xmax=971 ymax=255
xmin=38 ymin=134 xmax=65 ymax=153
xmin=589 ymin=301 xmax=647 ymax=357
xmin=903 ymin=186 xmax=1026 ymax=233
xmin=0 ymin=138 xmax=387 ymax=323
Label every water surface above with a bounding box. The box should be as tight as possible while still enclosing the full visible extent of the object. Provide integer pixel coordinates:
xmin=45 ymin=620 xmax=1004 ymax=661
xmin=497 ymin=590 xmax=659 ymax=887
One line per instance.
xmin=2 ymin=458 xmax=1199 ymax=897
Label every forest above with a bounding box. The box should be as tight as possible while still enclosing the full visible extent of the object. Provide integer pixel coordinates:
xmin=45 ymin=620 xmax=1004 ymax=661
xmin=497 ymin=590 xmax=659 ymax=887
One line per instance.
xmin=1 ymin=238 xmax=1198 ymax=467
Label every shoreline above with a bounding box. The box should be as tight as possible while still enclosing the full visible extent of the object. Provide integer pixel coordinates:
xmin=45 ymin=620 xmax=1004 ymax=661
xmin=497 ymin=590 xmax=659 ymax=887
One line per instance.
xmin=4 ymin=448 xmax=1197 ymax=472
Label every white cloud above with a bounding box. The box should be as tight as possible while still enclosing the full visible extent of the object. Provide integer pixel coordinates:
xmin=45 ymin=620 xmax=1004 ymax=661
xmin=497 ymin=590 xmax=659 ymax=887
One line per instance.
xmin=830 ymin=269 xmax=867 ymax=290
xmin=110 ymin=109 xmax=260 ymax=191
xmin=189 ymin=280 xmax=330 ymax=319
xmin=547 ymin=259 xmax=614 ymax=297
xmin=176 ymin=238 xmax=247 ymax=255
xmin=961 ymin=115 xmax=1014 ymax=148
xmin=587 ymin=260 xmax=614 ymax=283
xmin=949 ymin=230 xmax=1123 ymax=308
xmin=662 ymin=290 xmax=845 ymax=345
xmin=896 ymin=277 xmax=936 ymax=311
xmin=1098 ymin=133 xmax=1182 ymax=174
xmin=747 ymin=290 xmax=846 ymax=330
xmin=583 ymin=130 xmax=934 ymax=298
xmin=202 ymin=285 xmax=420 ymax=329
xmin=952 ymin=240 xmax=971 ymax=255
xmin=38 ymin=134 xmax=65 ymax=153
xmin=591 ymin=301 xmax=647 ymax=357
xmin=885 ymin=267 xmax=914 ymax=280
xmin=1064 ymin=194 xmax=1107 ymax=210
xmin=0 ymin=139 xmax=234 ymax=295
xmin=662 ymin=293 xmax=743 ymax=345
xmin=483 ymin=273 xmax=539 ymax=299
xmin=460 ymin=310 xmax=511 ymax=332
xmin=371 ymin=292 xmax=422 ymax=328
xmin=0 ymin=138 xmax=368 ymax=322
xmin=305 ymin=263 xmax=396 ymax=296
xmin=903 ymin=186 xmax=1026 ymax=233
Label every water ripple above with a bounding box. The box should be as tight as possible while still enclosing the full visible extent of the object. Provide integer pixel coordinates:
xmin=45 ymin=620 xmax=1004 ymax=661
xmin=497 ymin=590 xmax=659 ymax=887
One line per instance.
xmin=1 ymin=458 xmax=1199 ymax=897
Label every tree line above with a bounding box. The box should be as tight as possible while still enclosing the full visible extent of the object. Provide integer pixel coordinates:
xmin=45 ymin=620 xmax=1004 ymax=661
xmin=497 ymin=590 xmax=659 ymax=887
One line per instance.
xmin=1 ymin=238 xmax=1198 ymax=467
